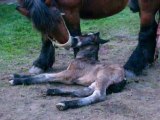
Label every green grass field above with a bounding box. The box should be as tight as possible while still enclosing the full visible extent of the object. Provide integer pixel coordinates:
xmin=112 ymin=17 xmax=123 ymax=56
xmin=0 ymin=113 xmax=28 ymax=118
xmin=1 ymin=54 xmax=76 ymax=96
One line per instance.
xmin=0 ymin=4 xmax=139 ymax=74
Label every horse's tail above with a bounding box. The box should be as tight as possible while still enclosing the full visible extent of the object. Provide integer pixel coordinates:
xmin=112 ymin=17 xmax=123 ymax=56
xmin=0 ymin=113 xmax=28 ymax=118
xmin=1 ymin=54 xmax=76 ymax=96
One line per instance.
xmin=30 ymin=0 xmax=60 ymax=33
xmin=128 ymin=0 xmax=140 ymax=13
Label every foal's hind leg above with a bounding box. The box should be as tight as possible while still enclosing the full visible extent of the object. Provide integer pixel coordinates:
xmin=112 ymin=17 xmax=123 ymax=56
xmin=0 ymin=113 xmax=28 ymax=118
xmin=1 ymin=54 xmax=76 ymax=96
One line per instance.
xmin=56 ymin=69 xmax=125 ymax=111
xmin=56 ymin=80 xmax=108 ymax=111
xmin=46 ymin=83 xmax=95 ymax=97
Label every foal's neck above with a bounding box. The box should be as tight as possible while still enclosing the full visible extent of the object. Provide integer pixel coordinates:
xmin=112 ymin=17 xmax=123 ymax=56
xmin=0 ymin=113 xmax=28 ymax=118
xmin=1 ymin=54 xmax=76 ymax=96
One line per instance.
xmin=76 ymin=57 xmax=98 ymax=65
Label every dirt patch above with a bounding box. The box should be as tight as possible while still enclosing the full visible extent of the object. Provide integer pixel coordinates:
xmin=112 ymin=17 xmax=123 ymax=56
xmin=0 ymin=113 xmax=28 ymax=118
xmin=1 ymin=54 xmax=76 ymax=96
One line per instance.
xmin=1 ymin=37 xmax=160 ymax=120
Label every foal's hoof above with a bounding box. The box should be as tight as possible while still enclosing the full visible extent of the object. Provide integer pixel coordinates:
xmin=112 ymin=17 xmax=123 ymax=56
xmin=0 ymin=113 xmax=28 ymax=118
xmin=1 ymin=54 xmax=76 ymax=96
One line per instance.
xmin=29 ymin=66 xmax=44 ymax=74
xmin=56 ymin=102 xmax=67 ymax=111
xmin=9 ymin=79 xmax=23 ymax=86
xmin=9 ymin=80 xmax=14 ymax=85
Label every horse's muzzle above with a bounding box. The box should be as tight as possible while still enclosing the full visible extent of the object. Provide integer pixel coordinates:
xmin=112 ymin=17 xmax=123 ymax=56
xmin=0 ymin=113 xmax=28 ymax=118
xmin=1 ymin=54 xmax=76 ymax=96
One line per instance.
xmin=16 ymin=5 xmax=20 ymax=10
xmin=15 ymin=5 xmax=30 ymax=17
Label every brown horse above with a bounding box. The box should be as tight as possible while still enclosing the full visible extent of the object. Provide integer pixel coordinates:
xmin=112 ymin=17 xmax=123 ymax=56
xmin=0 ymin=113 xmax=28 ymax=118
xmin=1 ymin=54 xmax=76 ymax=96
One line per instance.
xmin=126 ymin=0 xmax=160 ymax=75
xmin=9 ymin=32 xmax=126 ymax=110
xmin=16 ymin=0 xmax=160 ymax=76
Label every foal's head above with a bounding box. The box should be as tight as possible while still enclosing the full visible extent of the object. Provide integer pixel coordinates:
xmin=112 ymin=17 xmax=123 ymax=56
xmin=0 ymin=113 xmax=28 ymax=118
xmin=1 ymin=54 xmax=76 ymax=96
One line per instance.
xmin=76 ymin=32 xmax=109 ymax=60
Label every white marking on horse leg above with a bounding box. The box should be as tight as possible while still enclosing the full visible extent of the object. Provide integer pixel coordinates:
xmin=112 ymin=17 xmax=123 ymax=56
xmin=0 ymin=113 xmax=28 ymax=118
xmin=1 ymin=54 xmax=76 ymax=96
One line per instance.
xmin=29 ymin=66 xmax=44 ymax=74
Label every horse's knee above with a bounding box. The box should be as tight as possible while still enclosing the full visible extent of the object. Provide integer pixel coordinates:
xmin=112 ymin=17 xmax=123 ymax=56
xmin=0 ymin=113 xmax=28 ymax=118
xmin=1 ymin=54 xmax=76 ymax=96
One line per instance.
xmin=141 ymin=13 xmax=154 ymax=26
xmin=128 ymin=0 xmax=139 ymax=13
xmin=33 ymin=38 xmax=55 ymax=72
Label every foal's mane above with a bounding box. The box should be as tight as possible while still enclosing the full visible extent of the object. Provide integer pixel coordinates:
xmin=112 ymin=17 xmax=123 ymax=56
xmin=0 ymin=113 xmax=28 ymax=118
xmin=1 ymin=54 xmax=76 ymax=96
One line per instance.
xmin=24 ymin=0 xmax=61 ymax=34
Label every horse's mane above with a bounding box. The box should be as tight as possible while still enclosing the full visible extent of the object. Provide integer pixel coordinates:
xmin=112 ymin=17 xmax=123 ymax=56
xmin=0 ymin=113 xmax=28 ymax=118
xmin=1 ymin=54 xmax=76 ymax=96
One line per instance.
xmin=24 ymin=0 xmax=61 ymax=34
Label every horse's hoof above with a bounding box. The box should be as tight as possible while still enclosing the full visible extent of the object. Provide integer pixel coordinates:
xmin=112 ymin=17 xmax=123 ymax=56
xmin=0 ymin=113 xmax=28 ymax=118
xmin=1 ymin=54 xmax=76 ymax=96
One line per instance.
xmin=125 ymin=70 xmax=136 ymax=79
xmin=56 ymin=103 xmax=67 ymax=111
xmin=29 ymin=66 xmax=44 ymax=74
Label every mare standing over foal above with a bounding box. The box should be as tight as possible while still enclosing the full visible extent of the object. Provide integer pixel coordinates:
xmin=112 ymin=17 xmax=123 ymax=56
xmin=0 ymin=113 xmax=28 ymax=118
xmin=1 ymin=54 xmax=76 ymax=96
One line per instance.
xmin=10 ymin=33 xmax=126 ymax=110
xmin=16 ymin=0 xmax=160 ymax=76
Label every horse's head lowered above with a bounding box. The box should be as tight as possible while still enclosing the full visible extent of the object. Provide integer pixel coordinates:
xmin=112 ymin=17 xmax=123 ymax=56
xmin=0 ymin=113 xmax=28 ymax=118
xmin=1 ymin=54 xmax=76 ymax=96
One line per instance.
xmin=16 ymin=0 xmax=62 ymax=34
xmin=16 ymin=0 xmax=74 ymax=48
xmin=76 ymin=32 xmax=109 ymax=60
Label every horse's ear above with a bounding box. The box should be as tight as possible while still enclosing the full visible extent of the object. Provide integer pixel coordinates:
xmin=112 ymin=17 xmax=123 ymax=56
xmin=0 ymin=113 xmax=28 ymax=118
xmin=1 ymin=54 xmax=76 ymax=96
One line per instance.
xmin=45 ymin=0 xmax=52 ymax=6
xmin=16 ymin=6 xmax=29 ymax=17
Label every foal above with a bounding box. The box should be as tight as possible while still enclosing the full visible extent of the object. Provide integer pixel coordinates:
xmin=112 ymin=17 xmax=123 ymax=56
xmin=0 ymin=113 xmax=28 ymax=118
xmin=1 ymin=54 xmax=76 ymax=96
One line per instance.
xmin=10 ymin=33 xmax=126 ymax=110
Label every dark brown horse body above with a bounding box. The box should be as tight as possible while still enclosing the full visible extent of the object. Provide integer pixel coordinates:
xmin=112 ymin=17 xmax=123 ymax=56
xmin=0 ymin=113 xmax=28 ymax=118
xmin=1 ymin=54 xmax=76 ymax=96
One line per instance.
xmin=16 ymin=0 xmax=160 ymax=76
xmin=126 ymin=0 xmax=160 ymax=75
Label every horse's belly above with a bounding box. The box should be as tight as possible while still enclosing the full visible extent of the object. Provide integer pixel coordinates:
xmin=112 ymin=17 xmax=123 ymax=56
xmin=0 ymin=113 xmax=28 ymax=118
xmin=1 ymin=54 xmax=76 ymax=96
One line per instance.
xmin=80 ymin=0 xmax=128 ymax=19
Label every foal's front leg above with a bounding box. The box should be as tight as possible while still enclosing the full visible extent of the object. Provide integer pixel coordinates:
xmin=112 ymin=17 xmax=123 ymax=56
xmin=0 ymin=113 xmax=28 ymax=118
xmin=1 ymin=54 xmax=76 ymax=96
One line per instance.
xmin=46 ymin=82 xmax=95 ymax=97
xmin=9 ymin=70 xmax=75 ymax=85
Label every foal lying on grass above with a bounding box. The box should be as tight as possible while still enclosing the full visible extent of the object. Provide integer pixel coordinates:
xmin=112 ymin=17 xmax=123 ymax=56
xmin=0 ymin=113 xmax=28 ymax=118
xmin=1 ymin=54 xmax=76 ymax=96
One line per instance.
xmin=9 ymin=32 xmax=126 ymax=111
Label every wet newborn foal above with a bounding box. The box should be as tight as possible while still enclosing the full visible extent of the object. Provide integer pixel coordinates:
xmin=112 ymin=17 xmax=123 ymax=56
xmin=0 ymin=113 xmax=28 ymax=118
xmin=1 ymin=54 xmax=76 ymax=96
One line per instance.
xmin=10 ymin=32 xmax=126 ymax=111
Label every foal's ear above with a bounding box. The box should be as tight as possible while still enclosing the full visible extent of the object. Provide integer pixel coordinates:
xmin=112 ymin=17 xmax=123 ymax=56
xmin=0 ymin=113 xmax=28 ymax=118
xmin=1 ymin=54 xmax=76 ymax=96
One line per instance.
xmin=99 ymin=39 xmax=110 ymax=44
xmin=16 ymin=6 xmax=29 ymax=17
xmin=94 ymin=32 xmax=109 ymax=44
xmin=45 ymin=0 xmax=52 ymax=6
xmin=95 ymin=32 xmax=100 ymax=37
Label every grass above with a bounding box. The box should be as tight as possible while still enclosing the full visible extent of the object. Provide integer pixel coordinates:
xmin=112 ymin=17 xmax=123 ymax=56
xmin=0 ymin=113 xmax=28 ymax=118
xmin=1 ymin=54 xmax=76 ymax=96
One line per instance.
xmin=0 ymin=4 xmax=139 ymax=74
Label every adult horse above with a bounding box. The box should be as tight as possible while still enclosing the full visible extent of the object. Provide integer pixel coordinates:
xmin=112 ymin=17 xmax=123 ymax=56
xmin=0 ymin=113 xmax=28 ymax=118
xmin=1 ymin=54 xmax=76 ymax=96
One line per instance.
xmin=127 ymin=0 xmax=160 ymax=75
xmin=16 ymin=0 xmax=160 ymax=76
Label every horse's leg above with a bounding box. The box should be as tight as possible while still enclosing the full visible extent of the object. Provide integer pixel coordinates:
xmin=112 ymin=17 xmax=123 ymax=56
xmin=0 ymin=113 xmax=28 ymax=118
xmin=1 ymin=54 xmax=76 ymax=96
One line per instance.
xmin=29 ymin=35 xmax=55 ymax=74
xmin=46 ymin=82 xmax=95 ymax=97
xmin=9 ymin=70 xmax=75 ymax=85
xmin=63 ymin=8 xmax=81 ymax=57
xmin=154 ymin=20 xmax=160 ymax=61
xmin=124 ymin=11 xmax=157 ymax=76
xmin=128 ymin=0 xmax=140 ymax=13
